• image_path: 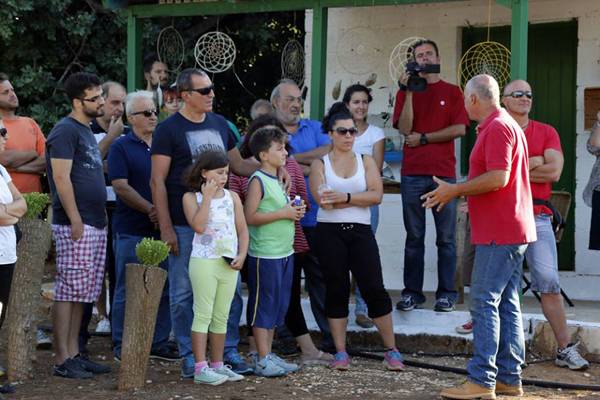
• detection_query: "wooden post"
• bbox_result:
[454,198,468,305]
[7,218,52,382]
[118,263,167,391]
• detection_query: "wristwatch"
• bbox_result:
[420,134,428,145]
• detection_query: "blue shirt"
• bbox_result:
[287,119,330,227]
[108,131,157,237]
[151,112,236,226]
[46,117,107,228]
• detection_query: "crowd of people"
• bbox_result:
[0,39,598,398]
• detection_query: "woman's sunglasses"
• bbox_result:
[334,127,359,136]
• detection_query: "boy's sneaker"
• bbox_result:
[396,295,417,311]
[74,354,111,374]
[383,349,406,371]
[254,355,287,377]
[269,353,299,373]
[330,352,350,370]
[456,320,473,334]
[36,329,52,350]
[150,345,180,362]
[434,297,455,312]
[94,317,111,335]
[224,352,253,375]
[556,342,589,370]
[53,358,93,379]
[194,367,228,385]
[214,365,244,382]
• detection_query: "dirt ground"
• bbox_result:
[1,332,600,400]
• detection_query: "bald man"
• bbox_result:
[502,80,588,371]
[423,75,535,399]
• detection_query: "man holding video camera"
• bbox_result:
[392,39,470,313]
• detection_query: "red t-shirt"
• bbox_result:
[467,109,536,245]
[524,120,562,215]
[392,80,470,178]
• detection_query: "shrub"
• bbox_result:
[23,192,50,219]
[135,238,170,266]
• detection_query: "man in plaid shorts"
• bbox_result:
[46,72,111,379]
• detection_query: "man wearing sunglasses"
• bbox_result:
[108,90,178,364]
[46,72,111,379]
[502,79,588,371]
[392,39,470,313]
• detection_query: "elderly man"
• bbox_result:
[270,78,333,352]
[108,90,178,363]
[423,75,536,399]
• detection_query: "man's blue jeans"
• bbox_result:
[467,243,527,388]
[224,275,243,360]
[169,225,195,367]
[401,175,457,303]
[112,233,171,356]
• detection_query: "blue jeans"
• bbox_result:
[224,275,243,360]
[169,225,195,366]
[467,243,527,388]
[401,175,457,303]
[355,205,379,316]
[111,233,171,356]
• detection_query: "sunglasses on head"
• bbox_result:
[334,127,359,136]
[187,84,214,96]
[131,109,158,118]
[504,90,533,99]
[0,128,6,138]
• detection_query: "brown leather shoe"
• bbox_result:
[440,381,496,399]
[495,381,524,396]
[355,314,374,329]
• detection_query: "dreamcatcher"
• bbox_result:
[281,39,305,87]
[336,27,383,75]
[156,25,185,73]
[458,0,511,90]
[194,31,237,73]
[388,36,426,84]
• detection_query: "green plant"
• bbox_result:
[135,238,170,266]
[23,192,50,219]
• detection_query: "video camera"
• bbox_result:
[402,61,441,92]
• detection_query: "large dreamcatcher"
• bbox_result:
[156,25,185,73]
[281,39,305,87]
[194,31,237,73]
[336,27,383,75]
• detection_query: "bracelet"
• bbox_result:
[346,193,351,204]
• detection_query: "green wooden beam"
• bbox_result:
[309,5,328,121]
[510,0,528,80]
[126,10,143,92]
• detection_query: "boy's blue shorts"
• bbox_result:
[246,255,294,329]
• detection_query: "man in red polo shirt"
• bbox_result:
[392,39,470,312]
[422,74,536,399]
[502,79,588,370]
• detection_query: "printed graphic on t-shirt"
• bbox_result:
[82,144,103,170]
[185,129,226,161]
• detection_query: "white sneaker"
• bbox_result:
[556,342,589,370]
[95,317,111,335]
[214,365,244,381]
[36,329,52,349]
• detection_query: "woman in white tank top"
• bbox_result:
[308,103,405,371]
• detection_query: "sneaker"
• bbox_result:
[94,317,111,336]
[194,366,228,385]
[456,320,473,335]
[269,353,299,373]
[383,349,405,371]
[440,381,495,399]
[495,381,524,396]
[254,355,287,377]
[556,342,589,370]
[53,358,93,379]
[434,297,455,312]
[36,329,52,350]
[150,345,180,362]
[396,295,417,311]
[224,352,253,375]
[330,351,350,370]
[74,354,111,374]
[214,365,244,382]
[355,314,375,329]
[300,350,334,366]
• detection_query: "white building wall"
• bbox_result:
[305,0,600,300]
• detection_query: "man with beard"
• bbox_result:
[46,72,111,379]
[144,54,169,110]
